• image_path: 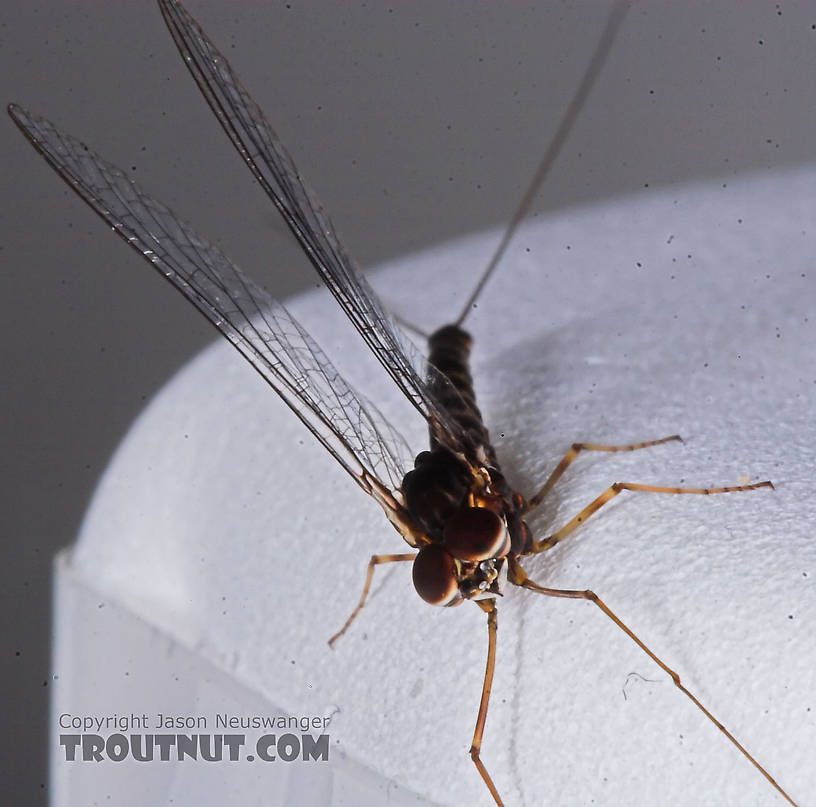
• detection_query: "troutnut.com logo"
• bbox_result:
[58,713,331,763]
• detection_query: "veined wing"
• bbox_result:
[157,0,474,458]
[8,104,415,505]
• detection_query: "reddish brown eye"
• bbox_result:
[412,545,460,606]
[443,506,509,562]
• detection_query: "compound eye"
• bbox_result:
[443,506,509,562]
[412,545,460,606]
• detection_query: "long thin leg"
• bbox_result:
[328,553,415,647]
[470,599,505,807]
[525,435,682,513]
[531,479,773,554]
[506,558,798,806]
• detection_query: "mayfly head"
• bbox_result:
[401,447,519,606]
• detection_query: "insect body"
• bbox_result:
[403,325,530,606]
[9,1,798,804]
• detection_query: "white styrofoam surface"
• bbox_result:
[52,554,436,807]
[66,167,814,806]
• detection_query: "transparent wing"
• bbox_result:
[158,0,474,457]
[8,103,414,497]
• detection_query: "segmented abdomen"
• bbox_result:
[427,324,495,464]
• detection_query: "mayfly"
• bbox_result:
[9,0,797,804]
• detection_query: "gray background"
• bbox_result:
[2,0,813,802]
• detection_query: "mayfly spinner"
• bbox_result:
[9,1,796,804]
